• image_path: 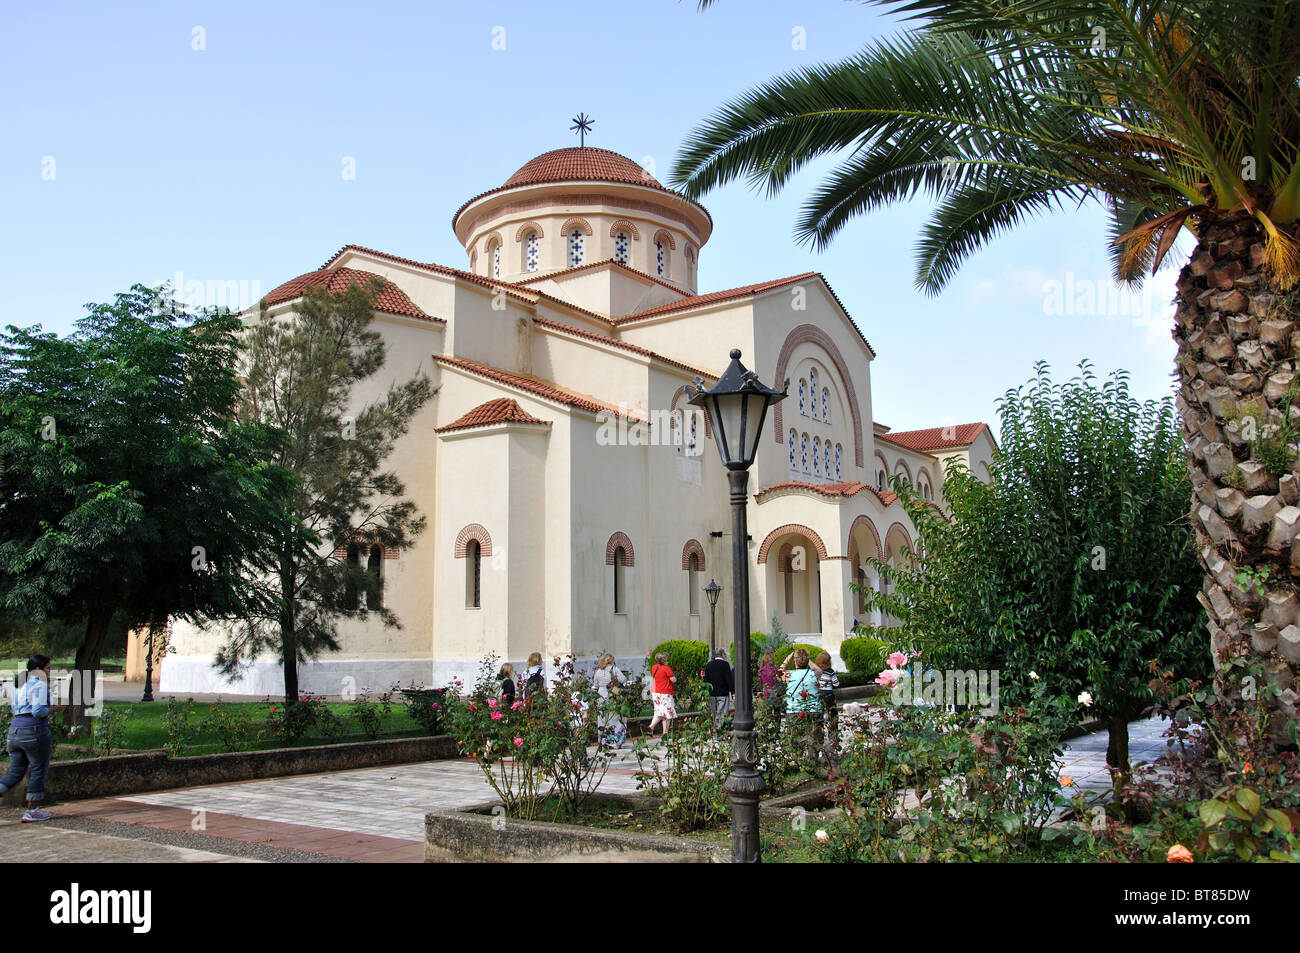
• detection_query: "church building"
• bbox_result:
[158,145,996,693]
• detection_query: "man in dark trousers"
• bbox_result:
[703,647,734,732]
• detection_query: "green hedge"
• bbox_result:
[774,643,823,667]
[728,633,765,682]
[649,639,710,679]
[840,636,891,677]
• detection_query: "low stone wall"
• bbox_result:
[1,735,458,805]
[425,799,727,863]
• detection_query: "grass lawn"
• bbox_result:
[0,657,125,673]
[42,699,431,759]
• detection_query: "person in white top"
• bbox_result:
[592,653,627,748]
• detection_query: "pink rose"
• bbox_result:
[887,652,909,669]
[487,698,497,708]
[875,670,902,687]
[511,701,523,711]
[490,711,503,721]
[513,737,524,747]
[1166,844,1193,863]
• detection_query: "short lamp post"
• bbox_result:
[141,625,157,703]
[687,348,787,864]
[704,579,722,656]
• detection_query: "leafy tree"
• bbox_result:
[217,278,434,703]
[862,363,1210,787]
[0,285,292,720]
[674,0,1300,742]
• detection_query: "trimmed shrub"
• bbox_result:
[728,633,765,683]
[775,643,823,667]
[648,639,709,679]
[840,636,891,676]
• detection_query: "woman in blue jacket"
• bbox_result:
[1,655,61,822]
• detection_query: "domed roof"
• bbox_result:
[502,147,665,190]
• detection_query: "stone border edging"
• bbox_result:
[1,735,458,805]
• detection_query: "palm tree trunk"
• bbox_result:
[1176,209,1300,746]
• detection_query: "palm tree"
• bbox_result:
[672,0,1300,748]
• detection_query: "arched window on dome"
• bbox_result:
[800,433,809,474]
[822,389,830,424]
[809,370,819,420]
[567,229,585,268]
[614,231,630,265]
[656,240,668,278]
[788,429,797,470]
[798,379,807,416]
[523,231,540,272]
[491,242,501,279]
[812,437,822,477]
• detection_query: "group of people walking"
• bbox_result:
[760,648,842,758]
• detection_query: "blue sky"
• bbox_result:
[1,0,1184,435]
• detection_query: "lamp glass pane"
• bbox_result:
[741,393,769,465]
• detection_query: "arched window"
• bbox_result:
[877,468,887,491]
[614,231,631,265]
[344,544,360,610]
[824,441,832,480]
[798,379,807,415]
[835,444,843,481]
[465,539,481,608]
[523,231,539,272]
[800,433,809,473]
[812,436,822,476]
[567,229,585,268]
[491,242,501,279]
[613,546,627,613]
[809,370,819,419]
[656,240,667,278]
[688,552,700,615]
[788,429,797,469]
[366,544,383,611]
[822,389,830,423]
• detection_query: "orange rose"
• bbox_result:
[1059,776,1073,787]
[1166,844,1194,863]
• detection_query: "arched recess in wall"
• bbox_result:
[772,324,865,468]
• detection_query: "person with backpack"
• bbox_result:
[0,655,63,822]
[497,663,517,708]
[522,652,545,701]
[814,651,842,760]
[592,653,627,748]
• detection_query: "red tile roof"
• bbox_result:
[754,481,898,506]
[453,147,710,229]
[262,267,434,321]
[879,423,990,452]
[436,398,550,433]
[433,355,643,421]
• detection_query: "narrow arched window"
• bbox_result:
[800,434,809,473]
[824,441,832,480]
[813,436,822,477]
[491,242,500,279]
[656,240,667,277]
[466,539,481,608]
[688,413,698,454]
[798,379,807,415]
[788,429,797,469]
[366,544,383,611]
[614,231,630,265]
[822,389,830,423]
[524,231,539,272]
[877,469,887,491]
[344,544,360,610]
[613,546,627,613]
[688,552,700,615]
[835,444,843,481]
[809,370,819,420]
[567,229,585,268]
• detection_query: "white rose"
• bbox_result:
[1078,691,1094,707]
[814,829,829,843]
[1029,671,1039,681]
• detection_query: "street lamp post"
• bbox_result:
[141,625,156,703]
[704,579,721,656]
[687,348,787,864]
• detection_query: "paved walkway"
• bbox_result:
[1,719,1173,862]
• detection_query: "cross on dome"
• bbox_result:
[569,113,593,147]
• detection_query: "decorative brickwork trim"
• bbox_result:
[884,521,913,555]
[772,324,865,469]
[652,229,677,251]
[609,219,641,240]
[756,524,828,565]
[515,221,545,241]
[681,539,706,571]
[847,515,883,559]
[605,532,635,566]
[482,231,504,253]
[560,217,594,237]
[454,523,493,558]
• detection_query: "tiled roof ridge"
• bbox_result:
[432,354,643,421]
[436,397,551,434]
[755,480,898,507]
[261,266,434,322]
[880,422,990,452]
